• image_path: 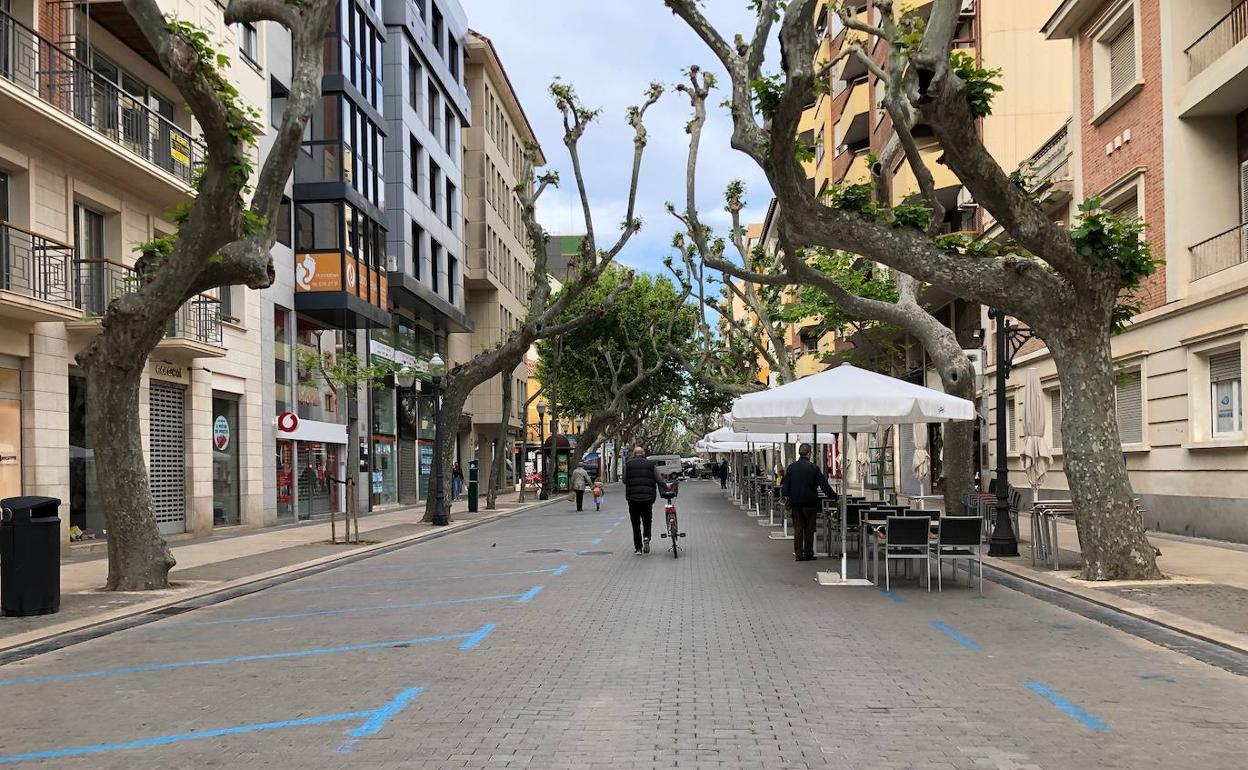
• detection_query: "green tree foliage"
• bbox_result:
[536,269,697,422]
[774,248,899,342]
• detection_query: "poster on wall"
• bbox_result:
[418,442,434,500]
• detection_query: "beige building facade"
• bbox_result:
[462,30,540,490]
[0,0,269,548]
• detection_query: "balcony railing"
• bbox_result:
[0,9,200,184]
[76,258,222,345]
[1186,0,1248,77]
[1190,223,1248,280]
[0,221,74,305]
[1023,120,1071,187]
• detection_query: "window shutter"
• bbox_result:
[1108,21,1136,98]
[1210,350,1241,383]
[1112,194,1138,219]
[1240,160,1248,223]
[1050,389,1062,448]
[1115,370,1143,444]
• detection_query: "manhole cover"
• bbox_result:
[526,548,563,553]
[578,551,612,556]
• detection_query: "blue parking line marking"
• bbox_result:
[346,687,423,737]
[517,586,543,602]
[876,586,907,604]
[591,538,603,545]
[0,710,375,764]
[931,621,979,650]
[459,623,497,650]
[0,625,496,688]
[173,592,531,627]
[1026,680,1110,732]
[276,565,566,594]
[551,565,568,576]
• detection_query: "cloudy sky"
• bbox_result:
[459,0,776,277]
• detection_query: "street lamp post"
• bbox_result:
[987,309,1034,557]
[536,400,549,500]
[429,353,449,526]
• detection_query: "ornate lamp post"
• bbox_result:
[987,310,1034,557]
[428,353,449,526]
[536,400,549,500]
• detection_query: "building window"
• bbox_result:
[1049,388,1062,449]
[447,254,458,304]
[413,0,426,19]
[1210,350,1243,436]
[431,240,442,294]
[219,286,236,321]
[409,134,421,192]
[448,37,460,81]
[444,106,455,154]
[429,158,441,214]
[445,179,456,229]
[276,197,292,247]
[427,84,440,136]
[238,22,259,66]
[1115,368,1144,445]
[1092,2,1140,118]
[432,5,444,55]
[411,220,423,279]
[408,53,422,110]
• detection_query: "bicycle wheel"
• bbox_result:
[670,517,679,558]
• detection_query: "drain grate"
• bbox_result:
[526,548,563,553]
[578,551,612,556]
[149,606,194,617]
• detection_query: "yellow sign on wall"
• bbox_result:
[170,133,190,166]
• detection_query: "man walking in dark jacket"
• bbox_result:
[623,446,664,554]
[782,443,837,562]
[717,458,729,489]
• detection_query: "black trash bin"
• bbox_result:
[0,496,62,617]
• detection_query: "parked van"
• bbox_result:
[648,454,684,481]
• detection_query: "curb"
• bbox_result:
[983,554,1248,657]
[0,497,561,662]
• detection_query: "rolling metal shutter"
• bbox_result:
[1108,21,1135,99]
[149,381,186,534]
[398,439,418,504]
[1050,389,1062,448]
[1210,350,1241,383]
[1115,370,1143,445]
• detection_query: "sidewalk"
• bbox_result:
[0,490,558,653]
[987,512,1248,654]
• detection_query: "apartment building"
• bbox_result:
[986,0,1248,542]
[0,0,269,548]
[378,0,473,505]
[462,30,540,491]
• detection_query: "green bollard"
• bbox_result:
[467,459,479,512]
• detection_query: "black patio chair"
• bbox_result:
[882,516,932,592]
[931,516,983,593]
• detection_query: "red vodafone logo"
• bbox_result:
[277,412,299,433]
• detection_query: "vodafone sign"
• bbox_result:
[277,412,299,433]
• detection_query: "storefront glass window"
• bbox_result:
[294,316,346,424]
[274,307,293,416]
[372,384,396,435]
[68,373,106,539]
[371,436,397,505]
[212,397,241,526]
[276,439,295,520]
[297,441,340,519]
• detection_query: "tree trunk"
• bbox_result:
[486,374,513,510]
[932,353,976,518]
[1049,326,1162,580]
[84,361,175,591]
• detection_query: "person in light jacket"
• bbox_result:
[570,463,592,511]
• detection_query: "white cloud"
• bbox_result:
[461,0,777,278]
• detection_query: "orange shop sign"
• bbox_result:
[295,253,343,293]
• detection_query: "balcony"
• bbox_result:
[835,79,869,150]
[1190,223,1248,281]
[69,258,225,357]
[1187,1,1248,77]
[891,144,960,205]
[0,9,199,196]
[0,221,79,323]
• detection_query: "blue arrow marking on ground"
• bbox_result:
[517,586,544,603]
[1025,680,1110,732]
[275,565,567,594]
[174,591,539,627]
[0,687,428,764]
[0,625,497,688]
[931,621,979,650]
[551,565,568,576]
[459,623,497,649]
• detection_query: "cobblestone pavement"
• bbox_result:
[2,483,1247,768]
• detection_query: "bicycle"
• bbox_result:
[658,478,685,558]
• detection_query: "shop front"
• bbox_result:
[0,364,20,501]
[212,395,241,526]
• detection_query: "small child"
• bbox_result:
[591,481,604,511]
